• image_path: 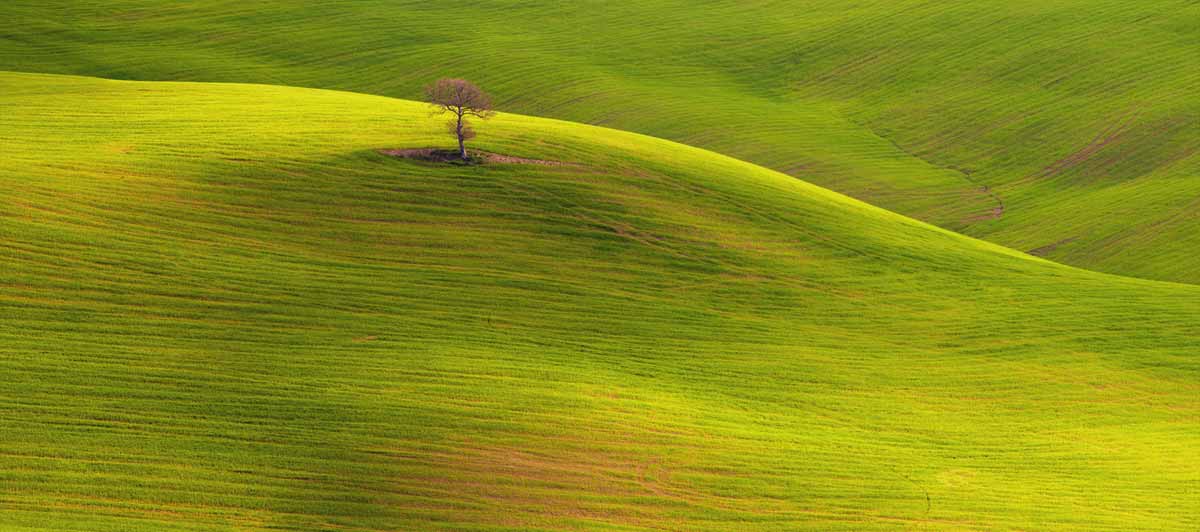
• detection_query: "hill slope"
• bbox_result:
[1,72,1197,531]
[1,0,1197,283]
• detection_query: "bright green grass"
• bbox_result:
[1,72,1197,531]
[1,0,1196,283]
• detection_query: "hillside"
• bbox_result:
[1,72,1197,531]
[1,1,1197,283]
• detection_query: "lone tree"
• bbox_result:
[425,78,494,160]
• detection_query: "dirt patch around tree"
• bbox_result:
[379,148,577,167]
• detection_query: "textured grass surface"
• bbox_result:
[1,72,1197,531]
[1,0,1196,282]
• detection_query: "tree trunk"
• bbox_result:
[456,112,467,160]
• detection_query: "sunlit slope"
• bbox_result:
[1,73,1198,531]
[1,0,1196,283]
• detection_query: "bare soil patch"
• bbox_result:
[379,148,576,167]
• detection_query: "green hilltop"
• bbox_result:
[1,72,1196,531]
[2,0,1197,282]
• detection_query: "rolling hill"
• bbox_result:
[1,0,1197,283]
[1,72,1197,531]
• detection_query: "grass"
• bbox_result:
[0,71,1197,531]
[0,0,1196,283]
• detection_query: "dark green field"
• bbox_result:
[0,2,1197,531]
[3,0,1197,283]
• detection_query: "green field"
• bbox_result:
[2,0,1197,283]
[2,2,1199,530]
[1,72,1197,531]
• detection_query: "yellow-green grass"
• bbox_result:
[1,72,1197,531]
[1,1,1196,283]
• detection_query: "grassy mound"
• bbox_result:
[1,1,1196,283]
[0,72,1196,531]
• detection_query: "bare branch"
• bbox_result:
[424,78,495,160]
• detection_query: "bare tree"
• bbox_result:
[425,78,494,160]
